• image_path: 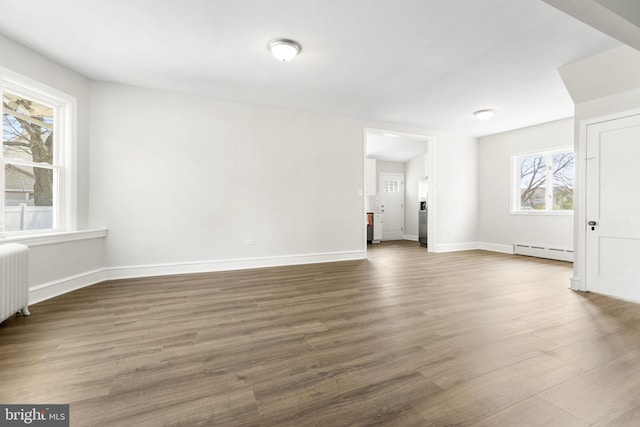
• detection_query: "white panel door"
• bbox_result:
[586,114,640,301]
[379,172,404,240]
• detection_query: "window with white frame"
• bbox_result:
[1,72,75,235]
[384,178,401,193]
[512,149,574,213]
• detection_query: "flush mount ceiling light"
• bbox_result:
[268,39,301,62]
[474,109,496,120]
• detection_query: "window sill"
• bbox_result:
[510,211,574,217]
[0,228,108,247]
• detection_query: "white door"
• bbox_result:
[586,114,640,301]
[379,172,404,240]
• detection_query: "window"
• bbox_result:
[1,71,76,235]
[384,179,401,193]
[512,149,574,213]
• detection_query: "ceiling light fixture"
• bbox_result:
[269,39,301,62]
[474,109,496,120]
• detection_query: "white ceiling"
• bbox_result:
[366,130,429,163]
[543,0,640,52]
[0,0,621,137]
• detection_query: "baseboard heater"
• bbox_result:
[513,243,573,262]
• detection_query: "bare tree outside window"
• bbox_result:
[516,150,574,212]
[2,91,55,231]
[552,152,574,210]
[520,156,547,210]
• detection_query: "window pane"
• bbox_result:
[4,165,54,232]
[384,179,400,193]
[552,152,574,210]
[519,156,546,210]
[2,91,54,164]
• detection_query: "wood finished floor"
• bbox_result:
[2,242,640,426]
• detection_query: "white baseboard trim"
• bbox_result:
[434,242,518,254]
[28,250,366,304]
[403,235,419,242]
[29,268,106,305]
[434,242,480,253]
[478,242,514,254]
[104,250,367,282]
[570,277,583,291]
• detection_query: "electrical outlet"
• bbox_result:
[244,238,254,245]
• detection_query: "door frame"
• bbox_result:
[362,128,437,256]
[574,107,640,292]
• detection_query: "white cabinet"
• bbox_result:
[373,213,383,242]
[365,159,377,196]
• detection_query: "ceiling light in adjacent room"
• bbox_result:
[474,109,496,120]
[269,39,301,62]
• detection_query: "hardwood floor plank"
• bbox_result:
[547,328,640,371]
[416,353,585,425]
[417,333,552,389]
[538,349,640,424]
[2,241,640,425]
[470,396,589,427]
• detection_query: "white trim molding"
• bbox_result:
[570,276,583,291]
[1,228,107,247]
[106,250,365,281]
[478,242,514,254]
[403,235,419,242]
[29,268,106,305]
[28,249,366,303]
[0,67,79,236]
[434,242,480,253]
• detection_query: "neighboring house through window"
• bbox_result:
[1,69,76,235]
[512,148,574,213]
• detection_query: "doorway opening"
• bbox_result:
[364,128,436,257]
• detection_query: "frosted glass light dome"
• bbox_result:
[474,109,496,120]
[269,39,301,62]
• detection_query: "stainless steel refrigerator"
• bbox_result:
[419,202,427,247]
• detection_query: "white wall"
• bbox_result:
[0,34,105,301]
[89,82,365,274]
[432,134,478,252]
[0,34,484,301]
[404,154,425,239]
[477,118,574,252]
[28,237,106,303]
[376,160,405,175]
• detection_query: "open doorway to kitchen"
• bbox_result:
[364,128,436,256]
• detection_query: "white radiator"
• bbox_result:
[514,243,573,262]
[0,243,30,323]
